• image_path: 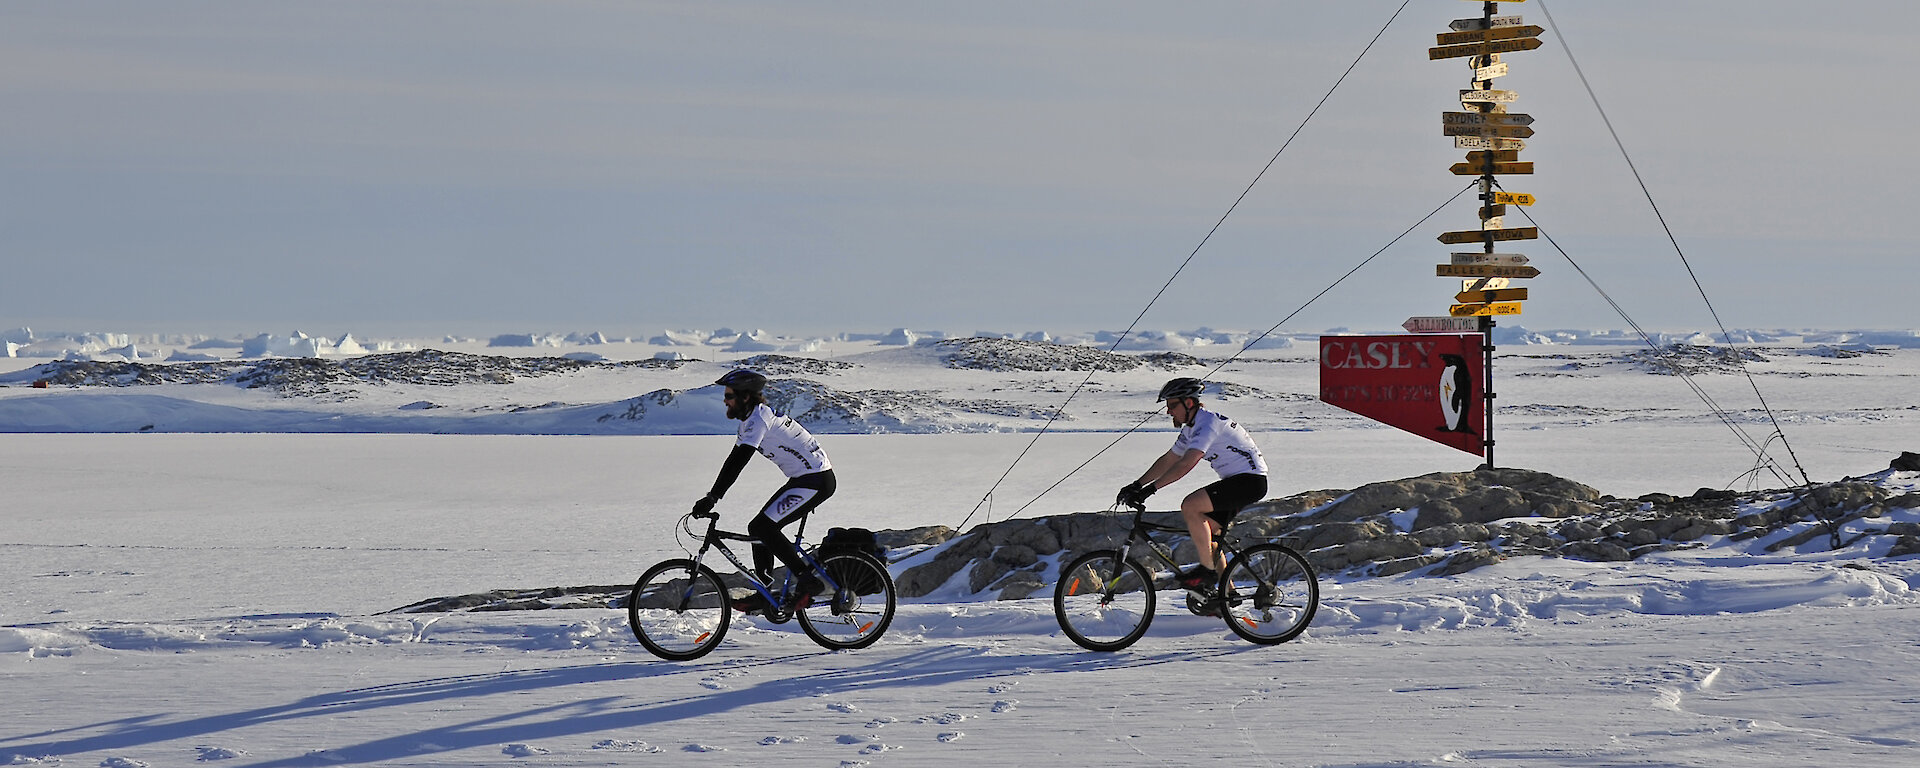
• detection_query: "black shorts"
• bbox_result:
[1203,473,1268,525]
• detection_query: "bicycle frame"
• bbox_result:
[1109,504,1243,582]
[677,514,840,609]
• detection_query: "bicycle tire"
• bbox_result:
[796,551,896,650]
[1054,550,1156,652]
[628,558,731,661]
[1219,543,1317,645]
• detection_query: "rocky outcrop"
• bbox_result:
[392,466,1920,612]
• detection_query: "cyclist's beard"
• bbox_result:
[727,399,754,420]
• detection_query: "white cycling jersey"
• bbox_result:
[737,403,833,478]
[1172,406,1267,479]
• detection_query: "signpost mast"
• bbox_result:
[1428,0,1547,469]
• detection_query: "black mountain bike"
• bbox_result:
[1053,501,1318,652]
[626,511,896,661]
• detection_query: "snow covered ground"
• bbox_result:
[4,331,1918,766]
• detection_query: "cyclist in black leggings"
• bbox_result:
[1116,378,1269,609]
[693,369,837,607]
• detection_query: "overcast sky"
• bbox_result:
[4,1,1914,339]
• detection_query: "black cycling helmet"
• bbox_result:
[715,369,768,396]
[1156,377,1205,402]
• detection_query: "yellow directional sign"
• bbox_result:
[1451,161,1533,175]
[1465,150,1522,164]
[1438,227,1538,245]
[1430,37,1544,61]
[1491,191,1537,206]
[1451,302,1524,317]
[1443,124,1535,139]
[1456,287,1530,304]
[1435,25,1545,47]
[1437,263,1542,279]
[1443,111,1534,127]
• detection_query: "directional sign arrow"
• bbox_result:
[1462,277,1511,291]
[1456,287,1530,304]
[1435,25,1545,46]
[1455,136,1526,151]
[1404,316,1483,333]
[1443,111,1534,127]
[1437,263,1542,279]
[1465,149,1521,163]
[1449,15,1523,32]
[1491,191,1537,206]
[1451,252,1530,266]
[1450,302,1524,317]
[1430,37,1544,61]
[1439,227,1537,245]
[1438,227,1538,245]
[1473,61,1510,81]
[1460,89,1519,104]
[1443,124,1536,139]
[1451,161,1534,175]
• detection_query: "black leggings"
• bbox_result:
[745,470,837,579]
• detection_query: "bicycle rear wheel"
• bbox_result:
[1054,550,1155,652]
[1219,543,1317,645]
[628,559,730,661]
[797,551,896,650]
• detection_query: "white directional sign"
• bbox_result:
[1460,89,1518,104]
[1404,316,1482,334]
[1450,15,1523,32]
[1451,252,1531,266]
[1462,277,1512,291]
[1473,61,1510,80]
[1455,136,1526,151]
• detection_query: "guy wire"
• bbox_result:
[956,0,1418,530]
[1536,0,1811,488]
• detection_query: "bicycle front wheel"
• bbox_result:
[1054,550,1155,652]
[1220,543,1317,645]
[628,559,730,661]
[797,551,896,650]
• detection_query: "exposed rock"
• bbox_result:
[1890,451,1920,472]
[392,468,1920,612]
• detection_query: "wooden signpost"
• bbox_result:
[1442,111,1534,127]
[1443,124,1535,139]
[1326,1,1543,467]
[1434,25,1545,47]
[1455,287,1530,304]
[1449,15,1523,32]
[1451,252,1529,266]
[1437,226,1538,244]
[1404,316,1481,333]
[1454,135,1525,151]
[1449,301,1524,317]
[1429,37,1543,60]
[1451,161,1533,175]
[1437,263,1541,279]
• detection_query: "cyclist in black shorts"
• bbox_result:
[694,369,837,607]
[1116,377,1270,598]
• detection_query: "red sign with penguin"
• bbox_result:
[1319,334,1485,456]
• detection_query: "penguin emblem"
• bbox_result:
[1438,354,1476,435]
